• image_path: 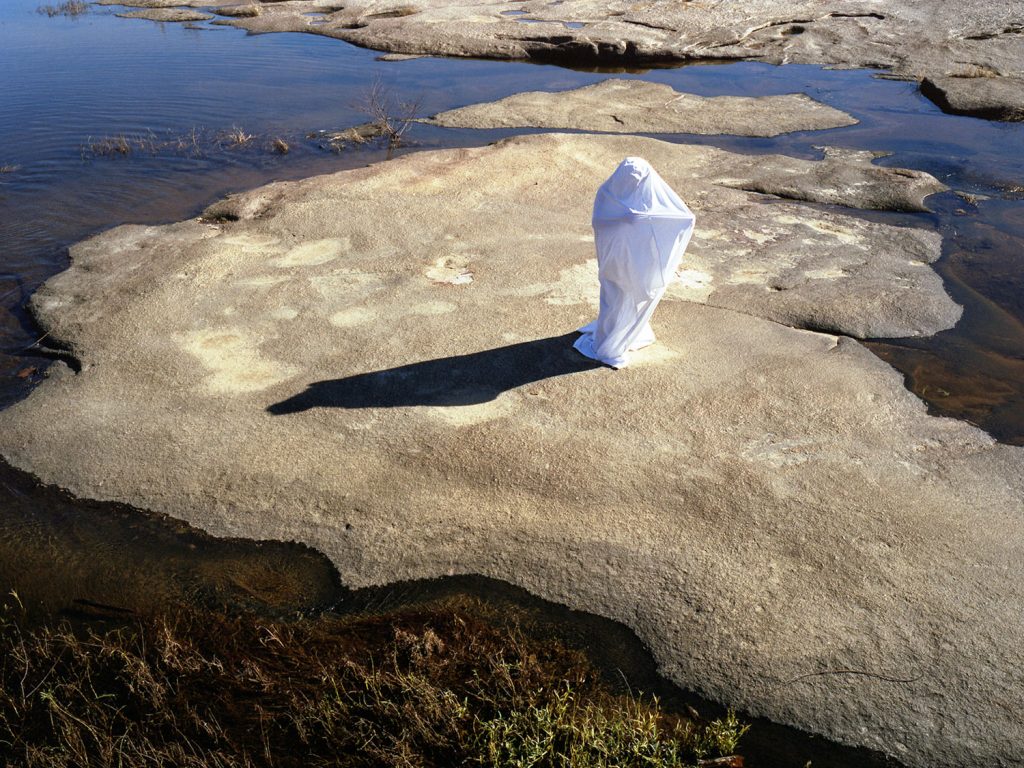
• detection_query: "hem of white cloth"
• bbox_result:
[573,331,627,369]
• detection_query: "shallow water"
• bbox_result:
[1,2,1023,764]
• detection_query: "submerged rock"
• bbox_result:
[96,0,201,6]
[429,79,858,137]
[1,134,1020,768]
[116,8,214,22]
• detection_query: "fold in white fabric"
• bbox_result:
[574,157,696,368]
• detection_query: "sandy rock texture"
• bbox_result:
[920,75,1024,121]
[115,8,214,22]
[430,79,948,213]
[97,0,235,6]
[428,78,858,137]
[97,0,193,6]
[1,133,1020,767]
[167,0,1024,122]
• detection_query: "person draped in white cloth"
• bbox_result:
[573,157,696,368]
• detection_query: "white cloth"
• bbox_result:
[574,157,696,368]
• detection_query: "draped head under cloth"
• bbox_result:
[573,157,696,368]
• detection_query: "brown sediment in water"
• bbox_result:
[864,341,1024,445]
[864,201,1024,445]
[0,459,344,622]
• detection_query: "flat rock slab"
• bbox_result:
[715,145,948,213]
[429,78,858,137]
[1,134,1020,768]
[176,0,1024,122]
[116,8,214,22]
[921,75,1024,121]
[98,0,234,6]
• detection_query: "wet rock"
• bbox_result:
[377,53,428,61]
[920,75,1024,121]
[116,8,215,22]
[174,0,1024,122]
[1,134,1019,768]
[429,78,857,138]
[97,0,199,7]
[213,4,261,19]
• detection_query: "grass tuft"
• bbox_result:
[37,1,89,17]
[80,126,293,160]
[220,126,255,149]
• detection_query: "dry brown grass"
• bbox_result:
[37,1,89,17]
[80,126,291,160]
[219,126,256,149]
[0,595,747,767]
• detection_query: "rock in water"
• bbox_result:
[1,134,1020,768]
[428,79,858,137]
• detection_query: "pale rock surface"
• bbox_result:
[97,0,235,6]
[715,146,947,213]
[430,80,947,212]
[1,134,1020,767]
[429,78,858,137]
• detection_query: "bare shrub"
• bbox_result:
[85,134,133,157]
[355,76,423,154]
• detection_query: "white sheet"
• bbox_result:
[574,157,696,368]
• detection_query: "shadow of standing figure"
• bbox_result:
[266,332,603,414]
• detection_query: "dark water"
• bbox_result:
[1,2,1023,765]
[0,452,902,767]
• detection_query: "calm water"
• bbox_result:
[1,2,1023,764]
